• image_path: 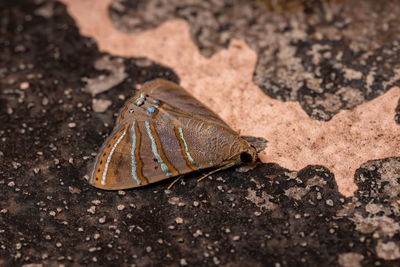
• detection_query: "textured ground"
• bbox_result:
[1,0,400,266]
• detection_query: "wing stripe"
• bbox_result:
[133,122,148,185]
[178,127,202,169]
[145,121,178,177]
[131,122,148,185]
[102,129,127,185]
[174,127,199,171]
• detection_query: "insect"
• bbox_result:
[89,79,258,190]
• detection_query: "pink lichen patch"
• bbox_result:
[63,0,400,196]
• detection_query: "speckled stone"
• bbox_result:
[109,0,400,121]
[1,0,400,266]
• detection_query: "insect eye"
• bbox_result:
[240,152,253,163]
[129,109,134,113]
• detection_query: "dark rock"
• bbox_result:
[1,0,400,266]
[109,0,400,121]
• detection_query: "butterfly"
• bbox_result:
[89,79,258,190]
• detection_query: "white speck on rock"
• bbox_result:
[34,2,54,18]
[233,235,240,241]
[168,197,180,205]
[22,263,43,267]
[68,122,76,128]
[246,188,277,211]
[376,240,400,260]
[68,186,81,194]
[83,56,127,96]
[213,256,220,265]
[41,97,49,106]
[20,82,29,90]
[338,252,364,267]
[326,199,334,206]
[91,199,101,205]
[343,68,363,80]
[92,98,112,113]
[193,230,203,237]
[87,206,96,214]
[12,161,21,169]
[180,258,188,266]
[99,216,106,224]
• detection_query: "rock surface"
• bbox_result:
[63,0,400,196]
[1,0,400,266]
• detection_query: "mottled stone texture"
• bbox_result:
[63,0,400,196]
[110,0,400,121]
[1,0,400,266]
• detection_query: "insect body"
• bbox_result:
[90,79,257,190]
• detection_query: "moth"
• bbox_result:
[90,79,258,190]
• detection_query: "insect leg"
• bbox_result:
[167,175,184,190]
[197,162,236,183]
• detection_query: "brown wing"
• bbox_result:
[117,79,230,129]
[90,119,176,190]
[90,79,256,190]
[90,121,144,190]
[90,118,253,190]
[90,119,182,190]
[143,79,230,128]
[136,118,255,187]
